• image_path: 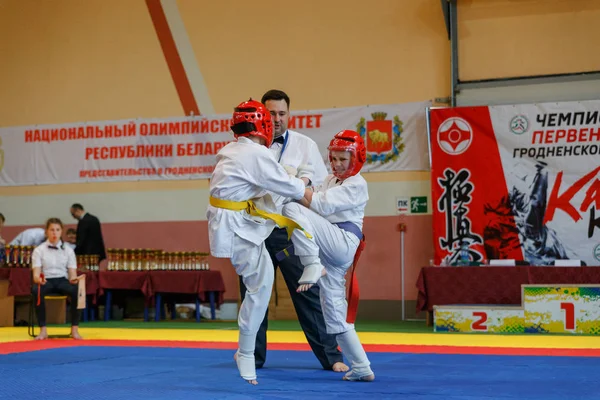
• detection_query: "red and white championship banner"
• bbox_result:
[0,101,430,186]
[430,100,600,266]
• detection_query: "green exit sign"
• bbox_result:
[410,196,427,214]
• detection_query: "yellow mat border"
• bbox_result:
[1,328,600,349]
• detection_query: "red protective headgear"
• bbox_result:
[231,99,273,147]
[328,130,366,180]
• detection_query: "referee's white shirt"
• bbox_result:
[269,129,329,213]
[32,240,77,279]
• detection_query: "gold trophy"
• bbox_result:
[125,249,132,271]
[179,252,184,270]
[143,249,147,271]
[13,245,18,267]
[120,249,126,271]
[129,249,136,271]
[155,250,161,270]
[24,246,31,267]
[166,252,173,271]
[130,248,135,271]
[113,249,120,271]
[133,249,140,271]
[29,246,35,266]
[117,249,125,271]
[17,246,24,267]
[15,245,22,267]
[22,246,27,267]
[172,252,178,271]
[147,249,153,270]
[184,252,191,270]
[191,252,197,270]
[180,251,186,270]
[138,248,144,271]
[21,246,28,267]
[106,249,114,271]
[194,252,200,271]
[141,249,147,271]
[160,251,167,271]
[176,251,183,271]
[5,245,12,267]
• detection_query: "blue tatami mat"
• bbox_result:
[1,346,600,399]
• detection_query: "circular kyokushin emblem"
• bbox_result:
[437,117,473,155]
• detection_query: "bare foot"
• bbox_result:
[35,327,48,340]
[297,269,327,293]
[71,327,83,340]
[297,283,312,292]
[332,362,349,372]
[35,328,48,341]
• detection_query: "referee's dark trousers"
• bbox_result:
[239,227,343,369]
[32,277,79,327]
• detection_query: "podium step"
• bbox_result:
[434,284,600,335]
[434,305,523,333]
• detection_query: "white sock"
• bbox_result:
[238,332,255,355]
[237,332,257,380]
[336,329,373,376]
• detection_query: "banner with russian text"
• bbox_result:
[430,100,600,267]
[0,101,430,186]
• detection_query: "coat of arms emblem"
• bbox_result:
[356,112,404,164]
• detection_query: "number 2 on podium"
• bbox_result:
[471,311,488,331]
[560,302,575,330]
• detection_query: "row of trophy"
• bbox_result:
[106,249,211,271]
[1,245,35,267]
[77,255,101,271]
[0,245,100,270]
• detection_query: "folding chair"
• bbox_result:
[28,274,72,339]
[28,295,71,338]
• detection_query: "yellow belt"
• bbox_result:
[209,196,312,240]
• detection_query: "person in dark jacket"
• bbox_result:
[70,203,106,261]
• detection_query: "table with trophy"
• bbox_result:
[0,246,37,296]
[0,246,224,323]
[100,248,225,322]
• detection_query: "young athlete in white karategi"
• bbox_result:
[282,129,375,382]
[207,99,312,385]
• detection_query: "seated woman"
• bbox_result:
[31,218,82,340]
